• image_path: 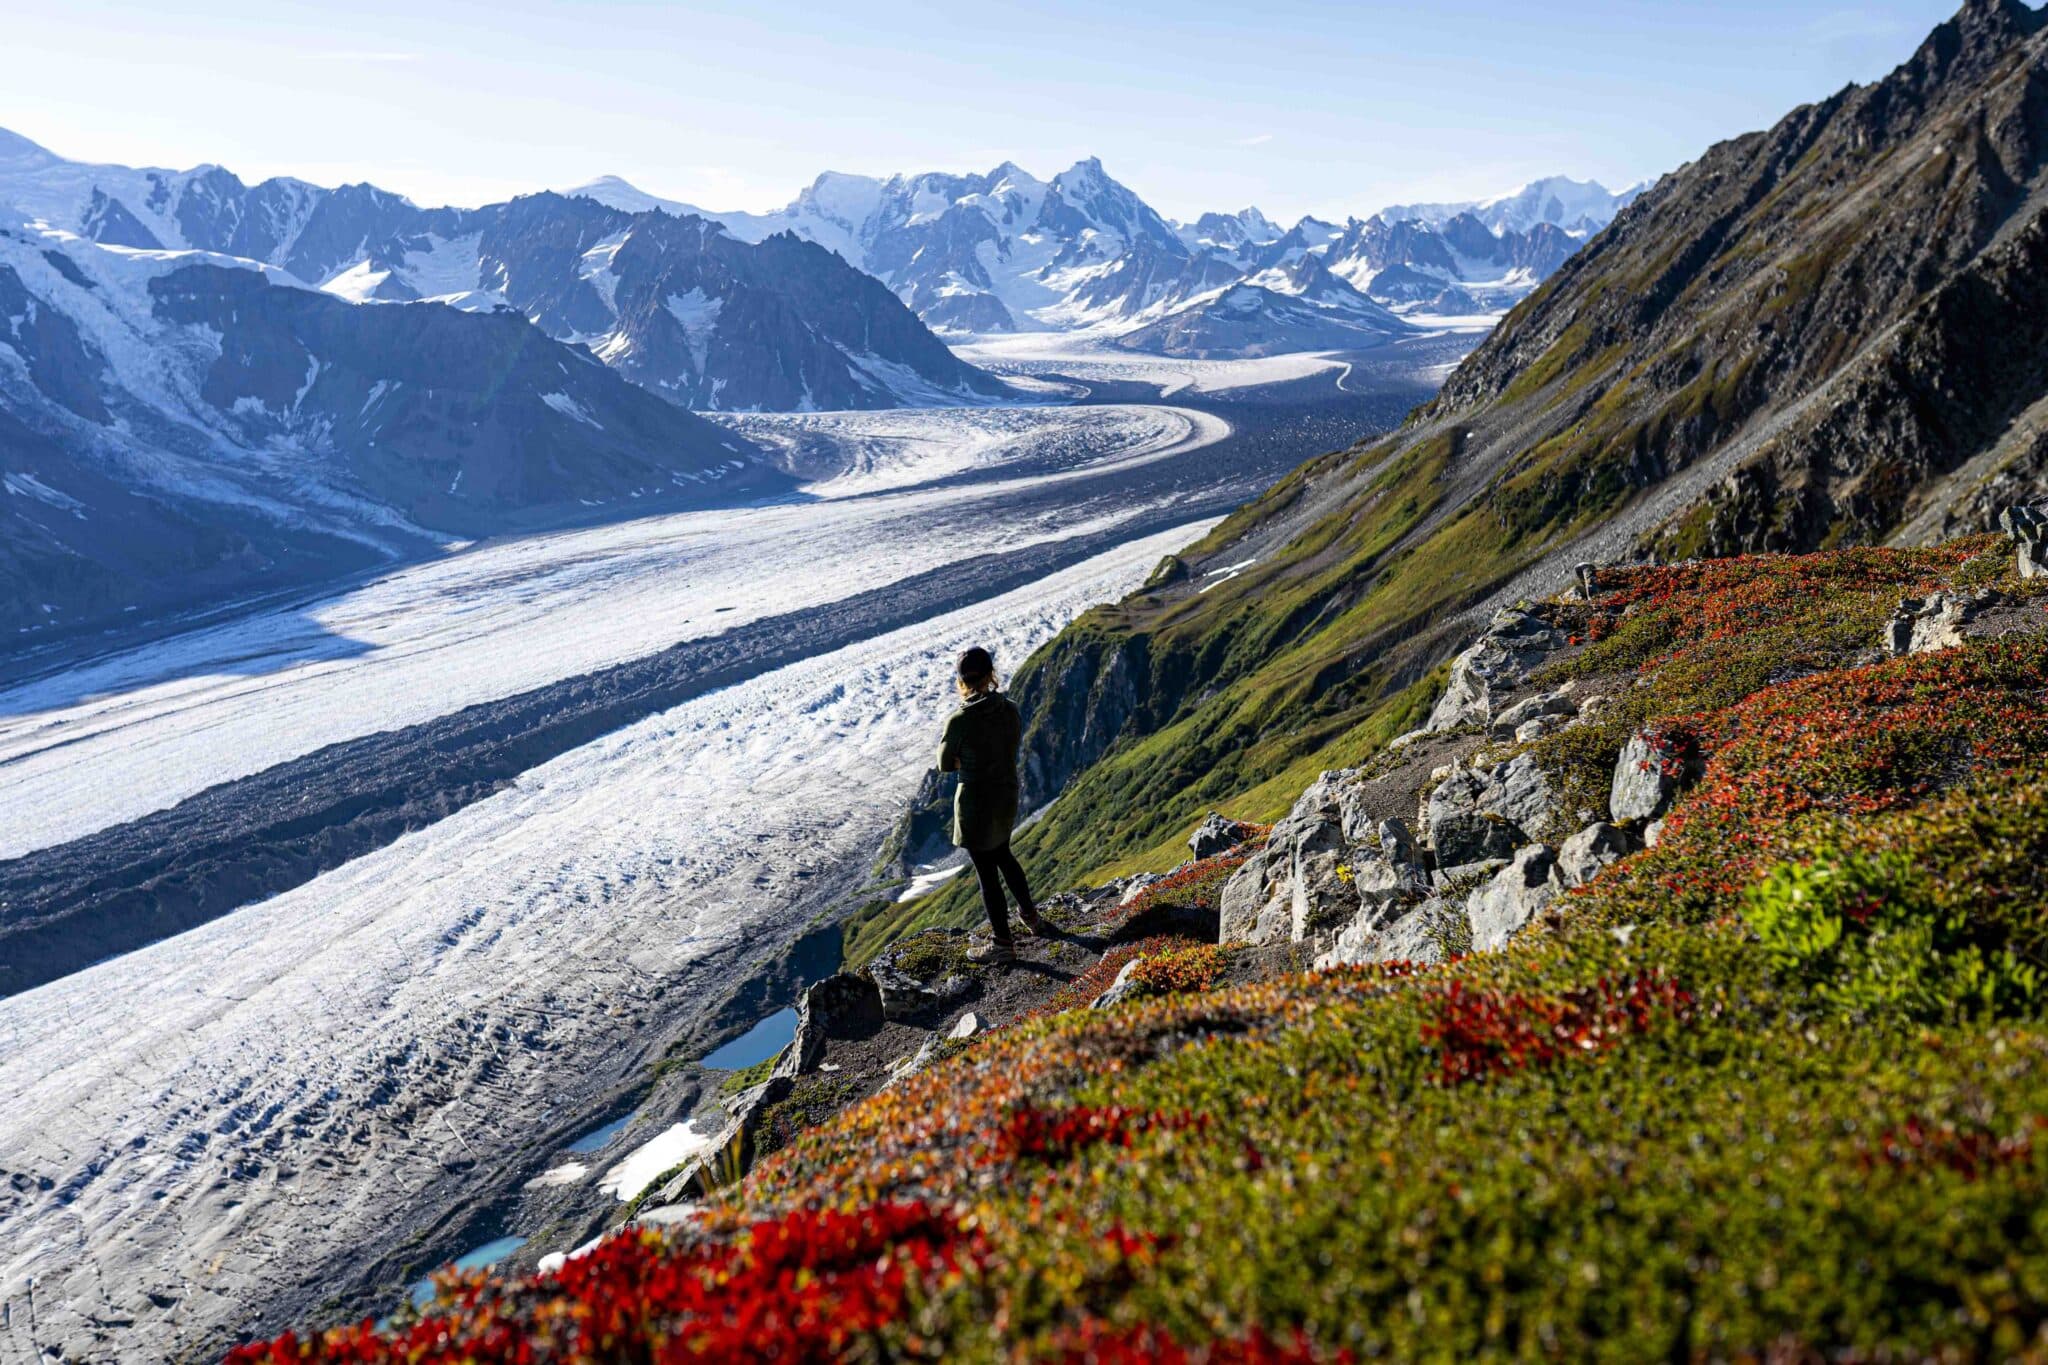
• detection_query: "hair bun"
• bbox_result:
[957,646,995,681]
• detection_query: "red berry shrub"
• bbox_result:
[224,1203,981,1365]
[1421,973,1697,1087]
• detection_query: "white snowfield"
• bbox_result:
[0,401,1222,860]
[0,519,1212,1362]
[722,402,1191,497]
[954,331,1351,397]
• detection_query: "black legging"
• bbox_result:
[967,843,1034,945]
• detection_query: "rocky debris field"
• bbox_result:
[229,525,2048,1363]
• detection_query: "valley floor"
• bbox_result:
[0,404,1217,860]
[0,519,1208,1363]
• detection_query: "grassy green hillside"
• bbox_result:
[849,0,2048,964]
[232,534,2048,1363]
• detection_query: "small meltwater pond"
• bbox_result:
[529,1008,803,1199]
[699,1007,798,1071]
[408,1235,528,1308]
[565,1113,634,1155]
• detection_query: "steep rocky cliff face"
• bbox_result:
[1426,0,2048,554]
[878,0,2048,936]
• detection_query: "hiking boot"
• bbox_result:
[967,939,1016,966]
[1019,908,1058,939]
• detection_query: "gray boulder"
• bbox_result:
[1467,845,1562,952]
[1490,752,1556,829]
[2000,505,2048,578]
[1375,816,1420,870]
[1218,778,1427,945]
[1091,957,1148,1009]
[1217,848,1279,943]
[1555,822,1635,888]
[1432,857,1509,890]
[1119,872,1167,906]
[1218,788,1355,944]
[1426,752,1556,865]
[1343,852,1431,912]
[1425,608,1568,732]
[870,962,972,1022]
[1282,807,1360,942]
[1610,732,1687,824]
[1188,812,1253,859]
[1489,688,1578,739]
[1883,593,1967,656]
[1380,900,1472,963]
[774,973,886,1078]
[868,931,977,1022]
[1317,898,1469,970]
[1427,765,1519,866]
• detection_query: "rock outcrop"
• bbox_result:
[1219,773,1429,946]
[774,974,887,1079]
[1250,584,1665,960]
[2001,505,2048,578]
[1189,812,1255,859]
[1425,608,1568,732]
[1555,822,1635,888]
[868,933,976,1024]
[1610,732,1691,825]
[1883,590,1998,656]
[1426,752,1558,865]
[1466,845,1562,952]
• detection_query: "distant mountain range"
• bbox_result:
[0,120,1645,641]
[0,128,1008,414]
[568,162,1645,353]
[0,128,1020,641]
[0,209,792,641]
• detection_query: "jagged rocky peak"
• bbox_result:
[1389,0,2048,559]
[1906,0,2046,89]
[1039,156,1186,253]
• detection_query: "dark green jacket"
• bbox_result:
[938,691,1022,851]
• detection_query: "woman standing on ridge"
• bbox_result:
[937,646,1049,966]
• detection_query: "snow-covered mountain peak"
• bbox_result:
[0,127,62,173]
[1182,206,1283,252]
[952,164,1045,232]
[1475,175,1636,234]
[561,174,680,214]
[986,159,1040,189]
[1374,176,1644,236]
[797,170,885,219]
[1040,157,1182,254]
[1053,154,1109,184]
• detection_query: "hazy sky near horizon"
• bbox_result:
[6,0,1968,222]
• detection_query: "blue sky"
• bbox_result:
[5,0,1967,222]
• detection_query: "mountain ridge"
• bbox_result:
[0,210,790,642]
[567,160,1645,341]
[0,129,1009,412]
[869,0,2048,948]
